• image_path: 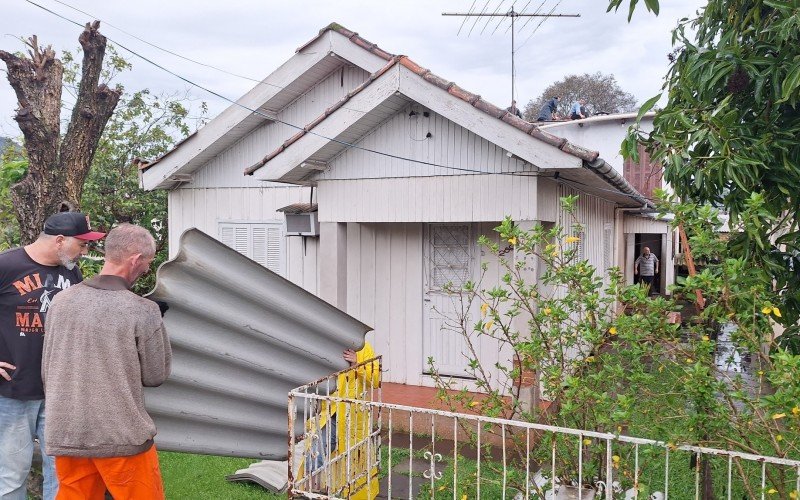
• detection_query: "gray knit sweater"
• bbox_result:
[42,274,171,457]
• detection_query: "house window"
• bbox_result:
[218,222,285,276]
[429,224,472,289]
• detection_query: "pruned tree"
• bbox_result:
[0,21,121,244]
[523,72,638,121]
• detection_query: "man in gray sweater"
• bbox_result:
[42,224,171,499]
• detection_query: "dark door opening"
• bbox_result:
[634,233,662,295]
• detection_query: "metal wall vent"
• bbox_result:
[144,228,371,459]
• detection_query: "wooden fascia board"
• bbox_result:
[143,36,337,191]
[397,67,582,170]
[252,66,401,182]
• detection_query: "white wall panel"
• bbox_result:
[557,183,617,282]
[167,186,318,294]
[624,215,670,234]
[189,65,371,188]
[317,175,538,223]
[314,107,534,181]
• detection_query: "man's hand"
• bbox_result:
[634,268,639,275]
[343,349,357,367]
[0,361,16,381]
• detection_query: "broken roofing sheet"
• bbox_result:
[143,228,371,459]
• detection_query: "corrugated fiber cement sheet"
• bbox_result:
[144,228,371,459]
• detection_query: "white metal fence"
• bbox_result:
[288,357,800,499]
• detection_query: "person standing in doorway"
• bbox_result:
[0,211,104,500]
[634,246,660,295]
[42,223,171,500]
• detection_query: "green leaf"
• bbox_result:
[637,94,662,122]
[643,0,659,15]
[780,62,800,102]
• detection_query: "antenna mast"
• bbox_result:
[443,4,579,105]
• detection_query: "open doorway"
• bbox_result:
[634,233,663,295]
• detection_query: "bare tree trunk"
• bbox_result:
[0,21,121,244]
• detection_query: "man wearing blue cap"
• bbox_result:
[0,212,105,500]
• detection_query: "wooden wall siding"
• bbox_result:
[343,223,424,385]
[316,175,537,223]
[167,186,318,294]
[189,64,371,189]
[343,222,509,387]
[314,107,533,181]
[557,183,617,279]
[623,215,670,234]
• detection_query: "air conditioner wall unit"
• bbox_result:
[285,212,319,237]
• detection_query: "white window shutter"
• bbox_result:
[265,226,283,274]
[220,225,235,248]
[220,221,285,277]
[251,226,267,267]
[234,226,249,256]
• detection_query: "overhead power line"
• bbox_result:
[18,0,646,206]
[20,0,558,179]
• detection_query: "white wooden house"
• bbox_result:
[140,24,663,388]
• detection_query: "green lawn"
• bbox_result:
[158,451,285,499]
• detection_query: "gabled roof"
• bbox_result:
[139,24,393,191]
[244,45,650,207]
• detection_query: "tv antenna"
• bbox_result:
[443,2,579,107]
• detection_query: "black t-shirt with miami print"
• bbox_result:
[0,247,82,400]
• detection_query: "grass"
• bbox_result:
[158,451,285,500]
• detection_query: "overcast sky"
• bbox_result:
[0,0,705,138]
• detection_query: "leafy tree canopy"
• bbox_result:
[523,72,638,121]
[616,0,800,334]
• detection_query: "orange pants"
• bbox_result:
[54,445,165,500]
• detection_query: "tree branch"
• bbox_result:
[60,20,122,207]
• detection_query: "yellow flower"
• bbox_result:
[583,438,591,445]
[612,455,620,463]
[772,307,782,318]
[776,434,783,441]
[586,356,595,363]
[658,365,664,373]
[758,370,764,376]
[702,335,710,341]
[484,320,494,331]
[792,406,800,416]
[480,303,489,317]
[565,235,580,244]
[789,491,797,499]
[438,485,447,491]
[543,307,552,316]
[462,495,468,500]
[508,236,517,245]
[469,401,479,408]
[768,488,777,494]
[551,250,559,257]
[762,306,773,314]
[609,327,618,335]
[686,358,693,364]
[773,413,786,420]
